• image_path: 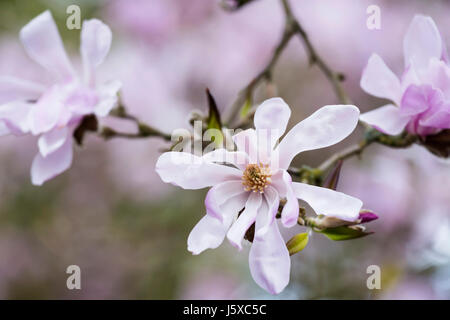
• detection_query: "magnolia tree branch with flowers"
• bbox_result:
[1,0,449,295]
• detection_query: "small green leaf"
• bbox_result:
[240,96,252,118]
[286,232,309,256]
[206,88,222,131]
[318,226,373,241]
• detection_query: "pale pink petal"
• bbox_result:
[81,19,112,85]
[64,86,98,116]
[277,105,360,169]
[0,76,44,105]
[360,104,410,135]
[0,122,10,136]
[187,214,231,255]
[227,192,262,250]
[0,101,33,135]
[205,180,247,221]
[360,54,402,104]
[155,152,242,190]
[270,170,299,228]
[400,64,420,91]
[20,11,74,80]
[254,97,291,148]
[202,148,249,171]
[403,15,442,70]
[188,193,248,255]
[254,186,279,238]
[292,182,362,221]
[94,80,121,117]
[233,129,258,163]
[28,85,64,135]
[249,213,290,295]
[31,136,73,186]
[37,126,69,157]
[400,85,434,116]
[419,103,450,128]
[424,58,450,98]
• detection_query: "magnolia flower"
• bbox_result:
[0,11,120,185]
[360,15,450,137]
[156,98,363,294]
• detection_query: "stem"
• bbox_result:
[318,140,371,173]
[225,0,351,126]
[316,129,417,175]
[100,105,172,141]
[224,15,297,126]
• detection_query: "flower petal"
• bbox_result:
[187,214,230,255]
[37,126,69,157]
[202,148,249,171]
[254,186,279,238]
[271,170,299,228]
[249,214,290,295]
[0,100,33,135]
[28,85,64,135]
[205,180,247,221]
[419,103,450,129]
[155,152,242,190]
[94,80,121,117]
[227,192,262,250]
[0,121,11,136]
[400,85,434,117]
[188,193,248,255]
[360,54,401,104]
[292,182,362,221]
[0,76,44,105]
[360,104,410,135]
[81,19,112,85]
[254,97,291,148]
[403,15,442,71]
[277,105,360,169]
[20,11,74,80]
[31,136,73,186]
[233,129,258,163]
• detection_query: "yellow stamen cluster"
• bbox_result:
[242,163,272,193]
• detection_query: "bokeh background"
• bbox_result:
[0,0,450,299]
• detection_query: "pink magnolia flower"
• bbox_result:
[360,15,450,137]
[155,98,362,294]
[0,11,120,185]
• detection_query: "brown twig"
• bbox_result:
[225,0,351,127]
[100,105,172,141]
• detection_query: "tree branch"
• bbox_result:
[225,0,351,126]
[100,105,172,141]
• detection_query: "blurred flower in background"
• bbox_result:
[0,0,449,299]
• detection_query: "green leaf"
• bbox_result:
[286,232,309,256]
[239,96,252,118]
[206,88,222,131]
[318,226,373,241]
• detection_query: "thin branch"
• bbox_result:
[282,0,350,104]
[100,105,172,141]
[318,141,370,173]
[225,0,351,126]
[316,130,417,175]
[224,18,297,126]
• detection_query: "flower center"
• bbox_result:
[242,163,272,193]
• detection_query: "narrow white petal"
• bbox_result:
[277,105,359,169]
[292,182,362,221]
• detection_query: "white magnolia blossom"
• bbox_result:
[0,11,120,185]
[156,98,363,294]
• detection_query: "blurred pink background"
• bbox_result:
[0,0,449,299]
